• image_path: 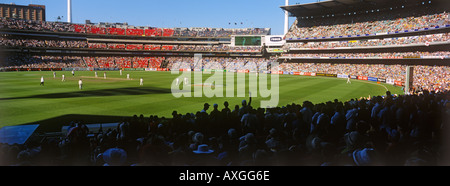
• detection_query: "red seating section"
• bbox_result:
[126,28,144,36]
[108,27,126,35]
[145,28,162,37]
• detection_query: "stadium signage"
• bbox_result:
[394,80,404,86]
[377,78,386,83]
[368,77,378,82]
[271,71,283,75]
[315,73,326,77]
[237,70,250,73]
[270,37,283,42]
[357,76,368,81]
[293,72,313,76]
[386,79,395,85]
[265,35,286,46]
[157,68,168,71]
[337,74,348,79]
[315,73,337,77]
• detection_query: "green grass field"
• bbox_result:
[0,70,403,130]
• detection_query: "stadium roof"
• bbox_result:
[281,0,450,17]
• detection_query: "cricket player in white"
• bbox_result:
[53,71,56,78]
[40,76,44,86]
[184,77,188,85]
[62,74,65,82]
[176,78,179,86]
[95,71,98,78]
[120,70,123,76]
[79,79,83,90]
[347,75,351,84]
[127,74,130,80]
[140,77,144,86]
[72,70,75,77]
[104,72,107,79]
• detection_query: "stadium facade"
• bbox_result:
[0,3,46,21]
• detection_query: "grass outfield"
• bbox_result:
[0,70,403,130]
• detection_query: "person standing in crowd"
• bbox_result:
[222,101,231,114]
[78,79,83,90]
[40,76,44,86]
[201,103,210,113]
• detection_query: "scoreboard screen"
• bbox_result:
[234,36,262,46]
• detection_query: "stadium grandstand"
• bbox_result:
[0,0,449,167]
[280,0,450,93]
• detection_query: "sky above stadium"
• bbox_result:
[2,0,317,35]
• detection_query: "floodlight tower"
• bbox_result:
[284,0,289,35]
[67,0,72,23]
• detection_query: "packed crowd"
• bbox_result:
[165,57,276,71]
[1,55,165,69]
[0,18,270,38]
[0,37,261,53]
[284,33,450,50]
[0,89,448,166]
[82,57,165,68]
[174,27,271,37]
[0,18,75,32]
[2,55,86,69]
[0,37,88,49]
[88,43,262,52]
[276,63,449,92]
[281,51,450,59]
[286,9,449,39]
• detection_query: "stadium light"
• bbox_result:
[284,0,289,35]
[67,0,72,23]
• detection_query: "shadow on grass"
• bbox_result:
[0,86,182,100]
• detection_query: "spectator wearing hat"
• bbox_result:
[192,144,217,166]
[201,103,210,113]
[189,132,204,152]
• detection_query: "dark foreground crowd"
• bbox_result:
[0,90,449,166]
